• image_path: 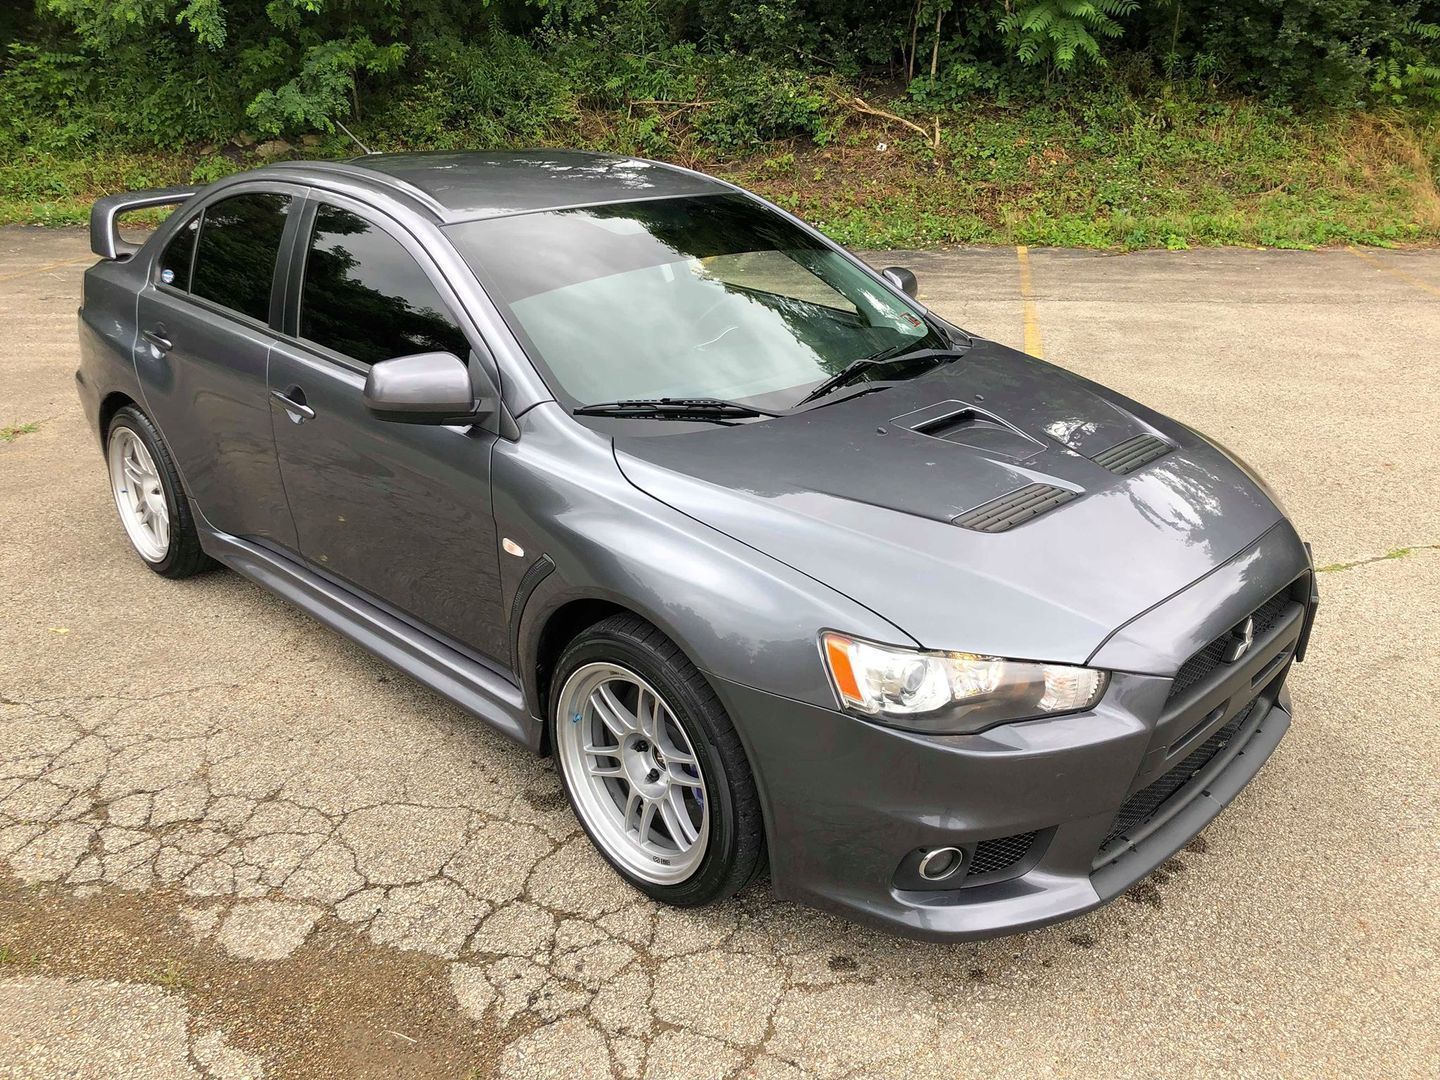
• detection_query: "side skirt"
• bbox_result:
[198,522,542,751]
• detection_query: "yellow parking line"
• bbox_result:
[1347,246,1440,299]
[0,256,92,285]
[1016,245,1044,358]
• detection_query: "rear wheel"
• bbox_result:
[105,405,210,578]
[550,615,765,906]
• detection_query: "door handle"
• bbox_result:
[271,388,316,422]
[141,328,172,352]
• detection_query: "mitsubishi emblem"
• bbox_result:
[1223,616,1256,663]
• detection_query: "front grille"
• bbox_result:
[1100,701,1257,849]
[953,484,1075,532]
[1093,433,1171,474]
[966,831,1038,878]
[1168,590,1294,702]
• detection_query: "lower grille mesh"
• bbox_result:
[1101,701,1257,849]
[966,831,1038,878]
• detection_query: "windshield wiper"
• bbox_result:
[794,347,969,408]
[573,397,780,422]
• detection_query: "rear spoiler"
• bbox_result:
[89,185,199,260]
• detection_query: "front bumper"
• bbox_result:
[714,556,1313,941]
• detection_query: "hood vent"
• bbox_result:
[953,484,1076,532]
[1093,433,1171,475]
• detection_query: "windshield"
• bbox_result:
[446,194,946,410]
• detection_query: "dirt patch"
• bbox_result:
[0,875,494,1078]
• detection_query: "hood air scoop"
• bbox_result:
[953,484,1077,532]
[1092,433,1172,475]
[894,400,1045,462]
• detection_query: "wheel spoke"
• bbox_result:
[636,798,657,843]
[590,684,635,737]
[637,689,663,739]
[661,788,700,846]
[622,788,642,834]
[666,762,703,788]
[584,752,624,778]
[659,740,696,768]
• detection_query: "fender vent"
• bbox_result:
[953,484,1076,532]
[1093,433,1171,475]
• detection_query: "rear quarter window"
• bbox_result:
[159,214,199,290]
[190,192,292,323]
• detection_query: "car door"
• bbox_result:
[267,195,508,663]
[133,186,300,549]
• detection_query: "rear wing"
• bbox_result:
[89,186,199,260]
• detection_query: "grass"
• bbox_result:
[1316,544,1440,573]
[152,958,191,990]
[1,97,1436,251]
[0,421,41,443]
[729,101,1440,249]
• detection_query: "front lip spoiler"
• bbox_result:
[1090,694,1287,886]
[881,699,1291,942]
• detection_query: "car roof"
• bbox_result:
[275,150,732,223]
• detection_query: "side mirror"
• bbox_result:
[363,351,492,425]
[881,266,918,298]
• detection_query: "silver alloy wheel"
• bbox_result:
[107,425,170,563]
[555,662,710,885]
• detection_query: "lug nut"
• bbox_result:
[635,740,649,752]
[646,768,660,783]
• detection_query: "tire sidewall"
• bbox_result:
[550,627,743,906]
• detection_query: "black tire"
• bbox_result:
[106,405,212,579]
[550,614,766,906]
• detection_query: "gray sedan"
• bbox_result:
[77,151,1318,940]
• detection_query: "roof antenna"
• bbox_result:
[333,118,375,156]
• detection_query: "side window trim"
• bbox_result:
[286,193,487,371]
[155,209,202,295]
[152,182,307,334]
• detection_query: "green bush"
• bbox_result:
[372,32,577,149]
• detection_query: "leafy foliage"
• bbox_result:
[1000,1,1140,72]
[0,0,1437,247]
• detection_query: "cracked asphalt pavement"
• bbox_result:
[2,228,1437,1078]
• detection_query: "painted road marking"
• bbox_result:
[1347,246,1440,299]
[1016,245,1044,358]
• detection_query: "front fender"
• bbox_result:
[495,404,914,721]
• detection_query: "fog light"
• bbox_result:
[917,846,964,881]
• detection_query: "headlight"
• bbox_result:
[820,632,1107,734]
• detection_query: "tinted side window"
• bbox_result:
[159,214,199,290]
[191,193,291,322]
[300,204,468,364]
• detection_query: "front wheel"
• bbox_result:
[550,615,765,906]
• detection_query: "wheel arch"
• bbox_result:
[98,390,138,441]
[516,575,691,754]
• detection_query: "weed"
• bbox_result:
[0,422,41,443]
[153,958,190,990]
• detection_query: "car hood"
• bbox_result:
[613,341,1286,667]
